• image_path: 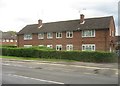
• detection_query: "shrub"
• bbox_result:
[1,45,17,48]
[1,47,118,63]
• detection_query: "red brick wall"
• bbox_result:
[17,29,113,51]
[1,40,17,46]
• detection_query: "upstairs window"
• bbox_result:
[56,45,62,51]
[24,34,32,40]
[66,31,73,38]
[82,30,95,37]
[56,32,62,38]
[47,32,53,39]
[82,44,95,51]
[38,33,44,39]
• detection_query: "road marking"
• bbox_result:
[8,74,64,84]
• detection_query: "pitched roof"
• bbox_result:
[18,16,113,34]
[0,32,17,39]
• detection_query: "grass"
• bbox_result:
[0,55,76,62]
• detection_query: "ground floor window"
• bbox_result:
[56,45,62,51]
[82,44,95,51]
[24,45,32,48]
[47,45,53,48]
[38,45,44,47]
[66,44,73,51]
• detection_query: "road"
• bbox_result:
[2,59,118,84]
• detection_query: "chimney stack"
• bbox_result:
[38,19,42,26]
[80,14,85,24]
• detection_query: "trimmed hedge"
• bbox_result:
[0,47,118,63]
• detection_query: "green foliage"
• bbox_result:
[0,47,118,63]
[1,45,17,48]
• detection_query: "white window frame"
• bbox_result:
[47,45,53,48]
[56,32,62,38]
[38,33,44,39]
[82,30,95,37]
[66,31,73,38]
[47,32,53,39]
[24,34,32,40]
[110,28,111,36]
[10,39,13,42]
[2,39,5,42]
[66,44,73,51]
[82,44,95,51]
[56,45,62,51]
[38,45,44,47]
[6,39,9,42]
[112,31,114,37]
[24,45,32,48]
[110,46,112,52]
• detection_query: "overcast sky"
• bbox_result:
[0,0,119,35]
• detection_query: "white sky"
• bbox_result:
[0,0,119,35]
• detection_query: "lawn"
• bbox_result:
[0,55,76,62]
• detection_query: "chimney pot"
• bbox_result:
[80,14,85,24]
[38,19,42,26]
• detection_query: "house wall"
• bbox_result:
[17,29,112,51]
[109,18,116,51]
[0,39,17,46]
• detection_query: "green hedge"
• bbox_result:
[0,47,118,63]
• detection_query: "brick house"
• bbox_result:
[17,14,116,52]
[115,36,120,49]
[0,31,17,46]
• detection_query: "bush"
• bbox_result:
[1,45,17,48]
[0,47,118,63]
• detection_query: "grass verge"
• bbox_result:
[0,55,76,62]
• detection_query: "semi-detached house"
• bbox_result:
[17,14,116,52]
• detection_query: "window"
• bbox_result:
[110,29,111,36]
[6,39,9,42]
[47,33,53,39]
[66,31,73,38]
[24,45,32,48]
[110,46,112,52]
[112,31,114,37]
[10,39,13,42]
[38,45,44,47]
[38,33,44,39]
[82,44,95,51]
[47,45,53,48]
[66,44,73,51]
[56,45,62,51]
[24,34,32,40]
[82,30,95,37]
[2,39,5,42]
[56,32,62,38]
